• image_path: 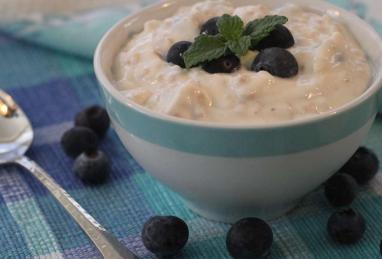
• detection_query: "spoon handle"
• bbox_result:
[15,156,139,259]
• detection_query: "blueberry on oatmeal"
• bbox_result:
[250,25,295,50]
[167,41,193,68]
[251,47,298,78]
[202,54,241,74]
[200,17,220,35]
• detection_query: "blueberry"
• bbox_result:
[142,216,189,258]
[226,218,273,259]
[250,25,295,51]
[327,208,366,244]
[166,41,192,68]
[325,174,358,207]
[340,147,379,185]
[75,105,110,137]
[200,17,219,35]
[73,150,109,184]
[251,47,298,78]
[61,127,99,158]
[202,55,240,74]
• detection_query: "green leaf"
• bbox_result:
[244,15,288,45]
[183,35,227,68]
[227,36,252,56]
[217,14,244,41]
[244,19,259,35]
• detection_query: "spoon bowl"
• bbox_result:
[0,92,33,164]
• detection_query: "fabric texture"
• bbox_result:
[0,0,382,258]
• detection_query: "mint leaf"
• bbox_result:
[244,19,259,35]
[183,35,227,68]
[245,15,288,45]
[217,14,244,41]
[227,36,251,56]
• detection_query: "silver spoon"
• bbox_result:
[0,90,138,259]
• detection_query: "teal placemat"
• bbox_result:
[0,1,381,258]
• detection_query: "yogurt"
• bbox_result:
[112,1,371,124]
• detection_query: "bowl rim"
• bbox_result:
[94,0,382,130]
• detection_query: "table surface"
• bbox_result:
[1,1,382,258]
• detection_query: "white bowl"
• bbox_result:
[94,0,382,222]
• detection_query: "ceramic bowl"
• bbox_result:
[94,0,382,222]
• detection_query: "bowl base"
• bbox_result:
[184,199,300,223]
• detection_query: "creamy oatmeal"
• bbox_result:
[112,1,371,124]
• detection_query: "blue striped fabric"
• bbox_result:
[0,1,382,258]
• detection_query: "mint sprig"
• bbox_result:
[183,14,288,68]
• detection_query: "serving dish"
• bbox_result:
[94,0,382,222]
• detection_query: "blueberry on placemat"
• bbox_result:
[142,216,189,258]
[200,17,220,35]
[325,174,358,207]
[61,127,99,158]
[166,41,192,68]
[226,218,273,259]
[251,47,298,78]
[202,54,241,74]
[250,25,295,51]
[73,150,109,185]
[340,147,379,185]
[75,105,110,137]
[327,208,366,244]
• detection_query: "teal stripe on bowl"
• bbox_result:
[101,87,378,157]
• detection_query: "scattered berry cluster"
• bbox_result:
[60,105,111,184]
[325,147,379,245]
[141,215,272,259]
[141,147,380,258]
[167,15,298,78]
